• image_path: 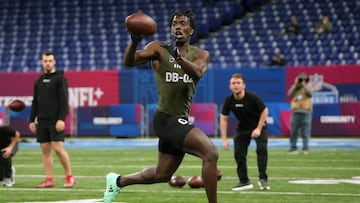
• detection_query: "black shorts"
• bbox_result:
[36,121,65,143]
[153,110,195,156]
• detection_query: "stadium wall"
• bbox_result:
[0,65,359,137]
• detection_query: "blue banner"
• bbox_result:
[119,67,286,108]
[77,104,144,137]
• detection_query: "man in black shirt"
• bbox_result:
[0,126,20,187]
[267,52,287,66]
[29,51,75,188]
[220,73,270,191]
[284,16,301,35]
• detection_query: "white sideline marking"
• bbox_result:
[3,187,360,197]
[5,175,360,202]
[10,200,103,203]
[289,177,360,185]
[15,174,104,179]
[10,200,126,203]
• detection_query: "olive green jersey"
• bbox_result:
[155,43,200,117]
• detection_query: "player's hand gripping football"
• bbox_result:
[127,30,143,44]
[160,42,180,60]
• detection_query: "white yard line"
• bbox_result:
[3,187,360,197]
[9,200,126,203]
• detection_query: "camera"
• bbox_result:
[297,77,309,83]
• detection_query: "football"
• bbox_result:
[187,176,204,188]
[125,12,157,37]
[168,176,186,188]
[8,99,26,112]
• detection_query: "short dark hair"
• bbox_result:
[231,73,245,83]
[169,9,196,33]
[42,50,56,60]
[232,73,244,79]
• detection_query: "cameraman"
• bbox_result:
[287,73,313,155]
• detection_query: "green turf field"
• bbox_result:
[1,145,359,203]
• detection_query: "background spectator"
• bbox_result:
[267,52,287,66]
[314,16,332,34]
[284,16,301,34]
[287,73,313,155]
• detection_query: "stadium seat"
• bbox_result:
[0,0,359,71]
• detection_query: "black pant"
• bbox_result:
[233,129,268,183]
[0,143,18,180]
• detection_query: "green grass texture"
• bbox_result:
[1,143,359,203]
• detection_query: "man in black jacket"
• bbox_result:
[29,51,75,188]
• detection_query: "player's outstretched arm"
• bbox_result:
[124,40,161,67]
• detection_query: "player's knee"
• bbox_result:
[204,147,219,164]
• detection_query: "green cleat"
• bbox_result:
[104,172,121,203]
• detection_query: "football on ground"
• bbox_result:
[187,176,204,188]
[8,99,26,112]
[125,12,157,37]
[168,176,186,188]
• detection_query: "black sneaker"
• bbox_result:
[232,182,253,191]
[258,179,270,190]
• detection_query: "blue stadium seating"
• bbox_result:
[0,0,358,72]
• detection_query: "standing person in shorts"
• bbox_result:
[104,9,219,203]
[220,73,270,191]
[29,50,75,188]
